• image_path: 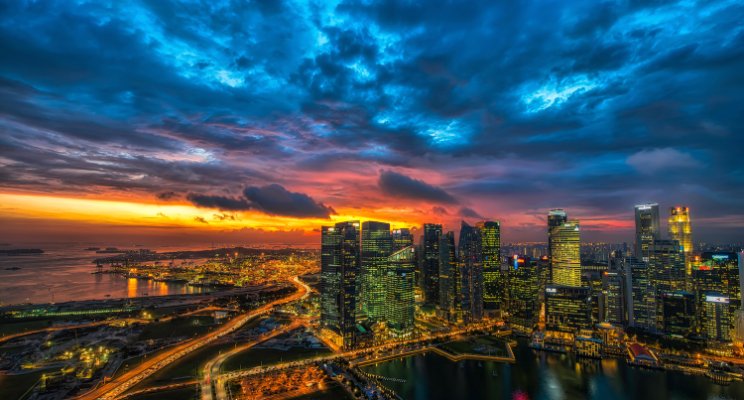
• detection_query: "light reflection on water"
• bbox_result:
[0,244,209,305]
[363,342,744,400]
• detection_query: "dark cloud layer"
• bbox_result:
[379,171,457,204]
[187,184,334,219]
[0,1,742,241]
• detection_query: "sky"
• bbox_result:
[0,0,743,246]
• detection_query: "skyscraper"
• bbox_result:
[360,221,392,322]
[508,255,541,333]
[438,231,458,320]
[624,255,656,331]
[668,206,693,276]
[549,218,581,287]
[459,221,484,321]
[649,239,686,292]
[422,223,442,306]
[634,203,660,262]
[320,226,342,332]
[392,228,414,252]
[384,246,416,337]
[478,221,503,310]
[547,209,568,277]
[320,221,361,349]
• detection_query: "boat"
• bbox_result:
[85,247,101,251]
[4,267,21,271]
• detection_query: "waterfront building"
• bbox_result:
[549,218,581,287]
[508,255,541,333]
[360,221,392,322]
[437,231,458,321]
[320,221,361,349]
[658,291,696,338]
[459,221,484,321]
[668,206,693,276]
[703,294,732,342]
[478,221,504,311]
[422,223,443,306]
[692,252,741,341]
[385,246,416,337]
[634,203,660,262]
[392,228,414,252]
[545,285,592,333]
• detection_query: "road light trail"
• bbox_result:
[74,278,308,400]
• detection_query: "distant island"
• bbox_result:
[0,249,44,255]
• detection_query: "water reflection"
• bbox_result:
[363,341,744,400]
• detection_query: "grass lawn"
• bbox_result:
[136,316,217,341]
[127,385,199,400]
[0,320,53,336]
[440,336,509,357]
[0,371,43,400]
[221,345,331,372]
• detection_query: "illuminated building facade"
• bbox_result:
[692,252,741,340]
[649,239,686,292]
[668,206,693,276]
[385,246,416,337]
[438,231,459,321]
[658,291,696,338]
[478,221,504,310]
[602,271,625,327]
[392,228,414,252]
[545,285,591,333]
[634,203,660,262]
[360,221,392,322]
[549,219,581,287]
[320,221,361,349]
[547,209,568,282]
[422,223,442,306]
[508,255,541,332]
[459,221,484,321]
[704,295,732,342]
[623,255,656,331]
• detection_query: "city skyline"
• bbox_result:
[1,1,743,245]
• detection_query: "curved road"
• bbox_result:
[75,277,308,400]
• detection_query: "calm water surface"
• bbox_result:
[0,243,209,305]
[364,341,744,400]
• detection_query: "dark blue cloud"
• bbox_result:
[379,170,457,204]
[0,0,742,239]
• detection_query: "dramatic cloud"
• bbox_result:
[186,194,252,211]
[243,184,335,218]
[378,171,457,204]
[0,1,742,242]
[186,184,334,219]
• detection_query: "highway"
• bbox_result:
[74,277,309,400]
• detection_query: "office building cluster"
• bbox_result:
[320,205,744,350]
